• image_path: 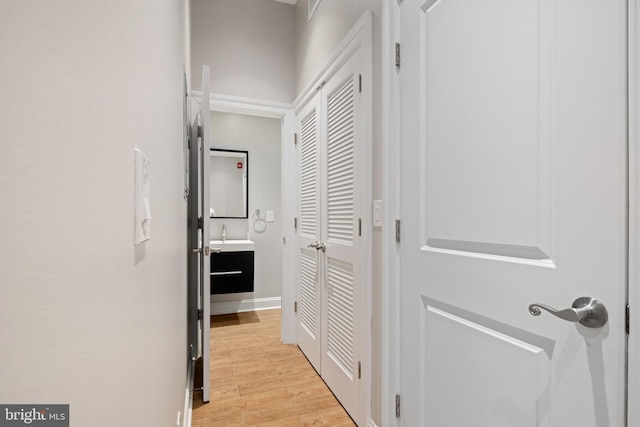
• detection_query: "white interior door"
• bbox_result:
[398,0,628,425]
[319,52,365,425]
[295,47,368,425]
[296,92,322,371]
[197,65,211,402]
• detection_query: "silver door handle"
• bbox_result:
[307,241,326,252]
[528,297,608,328]
[192,247,222,255]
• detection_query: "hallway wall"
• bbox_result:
[189,1,383,424]
[191,0,296,102]
[0,1,191,425]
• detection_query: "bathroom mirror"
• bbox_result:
[210,149,248,218]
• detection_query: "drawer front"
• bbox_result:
[210,251,254,294]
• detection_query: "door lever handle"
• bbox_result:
[528,297,608,328]
[307,241,326,252]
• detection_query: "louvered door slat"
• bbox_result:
[326,75,355,245]
[326,258,355,379]
[300,250,317,337]
[300,110,318,238]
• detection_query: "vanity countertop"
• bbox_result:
[209,239,255,252]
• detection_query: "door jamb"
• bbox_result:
[381,1,401,426]
[628,0,639,424]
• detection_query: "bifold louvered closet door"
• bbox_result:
[296,49,367,426]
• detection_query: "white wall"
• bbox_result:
[0,1,190,426]
[191,0,296,103]
[210,112,283,303]
[294,1,383,425]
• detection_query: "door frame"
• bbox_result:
[190,90,297,344]
[381,0,402,426]
[380,1,639,425]
[628,0,640,425]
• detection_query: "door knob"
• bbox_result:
[528,297,608,328]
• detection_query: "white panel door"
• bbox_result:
[398,0,627,426]
[320,52,365,425]
[296,92,323,371]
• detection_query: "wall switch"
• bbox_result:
[267,210,274,222]
[373,200,383,228]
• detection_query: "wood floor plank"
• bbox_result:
[192,309,355,427]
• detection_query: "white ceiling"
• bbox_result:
[271,0,297,5]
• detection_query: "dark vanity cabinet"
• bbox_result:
[210,251,254,294]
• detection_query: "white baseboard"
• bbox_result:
[210,297,281,315]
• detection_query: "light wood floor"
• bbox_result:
[192,309,356,427]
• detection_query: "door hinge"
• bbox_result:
[395,42,401,68]
[294,132,298,145]
[395,219,401,243]
[626,303,630,335]
[294,301,298,313]
[358,74,362,93]
[197,125,203,138]
[294,217,298,231]
[358,218,362,236]
[197,217,203,230]
[197,309,202,320]
[395,394,401,418]
[357,361,361,379]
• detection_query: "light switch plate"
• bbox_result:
[373,200,382,228]
[267,210,274,222]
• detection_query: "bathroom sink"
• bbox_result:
[209,239,255,252]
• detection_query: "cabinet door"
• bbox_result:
[210,251,255,294]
